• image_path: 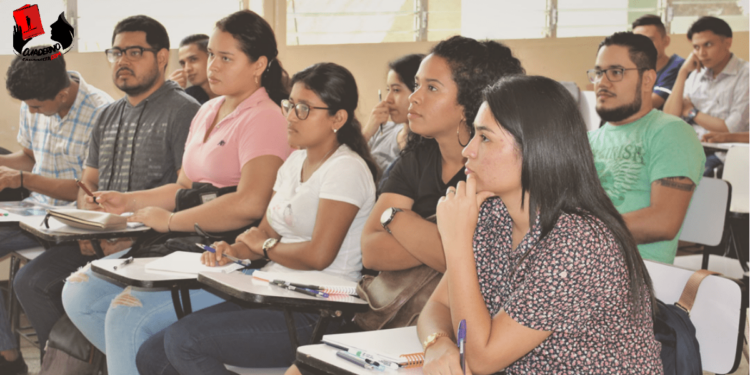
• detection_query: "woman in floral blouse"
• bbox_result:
[417,75,663,374]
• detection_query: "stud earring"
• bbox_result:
[333,128,338,133]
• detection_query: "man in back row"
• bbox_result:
[168,34,216,104]
[631,14,685,109]
[588,32,705,264]
[0,52,113,375]
[664,16,748,175]
[14,15,199,356]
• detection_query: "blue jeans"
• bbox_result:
[14,243,97,351]
[136,301,343,375]
[62,258,228,375]
[0,226,43,351]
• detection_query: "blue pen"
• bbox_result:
[272,280,329,298]
[196,244,251,267]
[458,319,466,375]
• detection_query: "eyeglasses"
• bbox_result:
[104,46,158,63]
[586,68,641,83]
[281,99,330,120]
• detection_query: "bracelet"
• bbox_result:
[167,213,175,232]
[19,171,23,188]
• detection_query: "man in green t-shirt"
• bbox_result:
[588,32,706,264]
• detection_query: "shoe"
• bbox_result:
[0,352,28,375]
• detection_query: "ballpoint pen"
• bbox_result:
[76,179,103,207]
[196,243,252,267]
[272,280,329,297]
[270,280,325,298]
[114,256,134,270]
[458,319,467,375]
[337,350,385,371]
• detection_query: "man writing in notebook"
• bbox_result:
[13,15,199,352]
[0,51,113,374]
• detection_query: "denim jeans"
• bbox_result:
[136,301,343,375]
[0,227,43,351]
[14,243,97,351]
[62,257,228,375]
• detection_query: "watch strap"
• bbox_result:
[382,207,403,234]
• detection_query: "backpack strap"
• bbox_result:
[674,269,720,315]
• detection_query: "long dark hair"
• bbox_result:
[388,53,424,92]
[291,63,379,183]
[483,75,655,318]
[216,10,290,105]
[404,36,525,154]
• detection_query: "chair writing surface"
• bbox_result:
[91,258,199,288]
[321,326,423,364]
[645,260,744,374]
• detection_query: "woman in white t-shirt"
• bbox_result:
[135,62,378,374]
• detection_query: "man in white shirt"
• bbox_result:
[664,16,748,175]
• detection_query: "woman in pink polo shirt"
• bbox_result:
[61,10,293,375]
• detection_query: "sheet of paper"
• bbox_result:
[145,251,243,275]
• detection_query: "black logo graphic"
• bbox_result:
[12,6,75,62]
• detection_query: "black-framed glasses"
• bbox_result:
[586,68,641,83]
[281,99,329,120]
[104,46,158,63]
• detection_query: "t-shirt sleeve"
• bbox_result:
[168,101,200,169]
[380,150,418,199]
[503,218,611,333]
[724,65,749,133]
[654,64,680,100]
[16,104,32,149]
[85,110,106,169]
[319,155,375,208]
[237,107,291,167]
[647,120,705,185]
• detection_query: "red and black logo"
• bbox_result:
[12,4,74,61]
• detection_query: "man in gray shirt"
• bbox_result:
[14,15,199,351]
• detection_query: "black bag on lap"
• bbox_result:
[123,182,259,259]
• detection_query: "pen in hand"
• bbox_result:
[196,243,251,267]
[76,179,103,208]
[458,319,467,375]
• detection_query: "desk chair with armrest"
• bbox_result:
[646,260,747,374]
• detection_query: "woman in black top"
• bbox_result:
[361,36,525,273]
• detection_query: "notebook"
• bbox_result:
[145,251,244,275]
[322,326,425,367]
[252,270,357,295]
[47,208,127,230]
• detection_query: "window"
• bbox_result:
[670,0,749,34]
[76,0,241,52]
[557,0,659,38]
[461,0,549,40]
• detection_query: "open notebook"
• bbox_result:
[145,251,244,275]
[252,270,357,295]
[322,326,425,368]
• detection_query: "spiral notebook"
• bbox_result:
[252,270,357,295]
[322,326,424,368]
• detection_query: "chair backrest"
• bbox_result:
[579,91,601,132]
[723,146,749,214]
[645,260,746,374]
[679,177,731,246]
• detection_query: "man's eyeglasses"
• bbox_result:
[105,46,158,63]
[586,68,641,83]
[281,99,330,120]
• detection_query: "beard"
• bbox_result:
[596,76,643,123]
[115,63,160,97]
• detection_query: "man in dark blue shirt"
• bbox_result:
[632,15,685,109]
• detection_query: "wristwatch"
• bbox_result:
[423,332,451,352]
[684,108,699,123]
[380,207,403,234]
[262,238,279,260]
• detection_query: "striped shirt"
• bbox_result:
[17,71,114,206]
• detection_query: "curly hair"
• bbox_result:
[404,36,525,153]
[6,53,70,101]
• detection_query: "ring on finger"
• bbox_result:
[446,187,456,195]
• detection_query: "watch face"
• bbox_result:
[380,208,393,225]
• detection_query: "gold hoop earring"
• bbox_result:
[457,120,468,147]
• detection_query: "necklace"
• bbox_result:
[302,145,338,181]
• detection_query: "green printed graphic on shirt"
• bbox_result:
[588,110,705,264]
